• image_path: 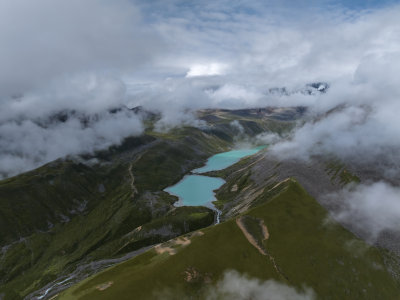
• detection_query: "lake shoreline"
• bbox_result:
[164,146,265,224]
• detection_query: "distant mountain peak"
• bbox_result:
[268,82,329,96]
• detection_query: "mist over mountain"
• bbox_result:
[0,0,399,177]
[0,0,399,176]
[1,1,400,299]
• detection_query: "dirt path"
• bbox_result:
[128,163,138,198]
[154,231,203,256]
[154,236,191,256]
[236,216,288,281]
[236,217,269,255]
[128,152,146,199]
[96,281,113,291]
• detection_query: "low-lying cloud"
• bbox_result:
[324,182,400,243]
[206,270,315,300]
[0,0,160,177]
[1,0,400,181]
[155,270,315,300]
[264,49,400,178]
[0,108,143,178]
[0,73,145,178]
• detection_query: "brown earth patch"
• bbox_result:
[96,281,113,291]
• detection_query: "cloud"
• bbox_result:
[2,0,400,180]
[125,2,400,115]
[186,63,228,77]
[155,270,315,300]
[1,75,129,121]
[0,0,159,177]
[154,109,206,132]
[0,108,143,178]
[324,182,400,242]
[206,270,315,300]
[230,120,245,135]
[269,52,400,181]
[0,72,146,178]
[0,0,163,98]
[255,132,283,145]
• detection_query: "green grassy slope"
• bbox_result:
[0,161,109,245]
[0,130,221,299]
[0,111,289,299]
[59,181,400,300]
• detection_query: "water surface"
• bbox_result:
[165,146,264,209]
[193,146,265,173]
[165,175,225,206]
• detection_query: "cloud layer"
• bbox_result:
[324,182,400,243]
[156,270,315,300]
[206,270,315,300]
[1,0,400,181]
[269,53,400,181]
[0,108,143,178]
[0,0,162,98]
[0,0,156,177]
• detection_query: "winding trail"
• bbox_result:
[128,152,146,199]
[236,216,288,282]
[128,163,138,198]
[236,216,269,255]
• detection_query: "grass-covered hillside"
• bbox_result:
[0,108,297,299]
[59,180,400,300]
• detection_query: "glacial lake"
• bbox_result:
[165,146,265,209]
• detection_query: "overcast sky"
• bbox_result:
[1,0,400,180]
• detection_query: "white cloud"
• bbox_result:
[0,0,158,177]
[2,0,400,180]
[0,109,143,178]
[324,182,400,242]
[124,2,400,116]
[186,63,228,77]
[0,0,163,98]
[155,270,315,300]
[207,270,315,300]
[269,52,400,180]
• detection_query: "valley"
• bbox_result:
[2,1,400,299]
[0,108,296,299]
[1,107,399,300]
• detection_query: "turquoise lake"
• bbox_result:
[165,146,264,208]
[165,175,225,207]
[193,146,265,173]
